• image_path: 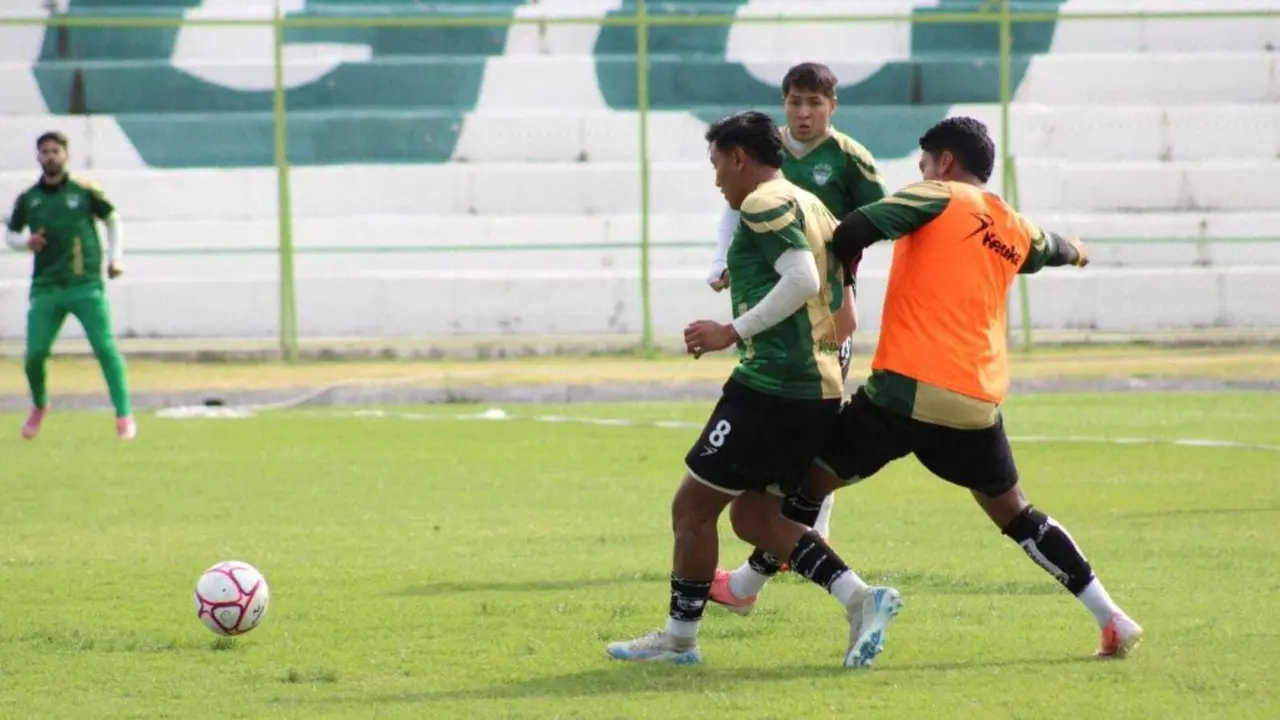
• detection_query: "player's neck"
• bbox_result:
[948,172,985,189]
[40,172,67,187]
[783,125,831,153]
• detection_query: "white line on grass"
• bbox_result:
[156,404,1280,454]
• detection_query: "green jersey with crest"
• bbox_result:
[7,176,114,291]
[781,127,887,224]
[728,177,846,401]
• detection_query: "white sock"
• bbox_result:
[828,570,869,607]
[813,494,835,538]
[728,561,772,598]
[665,617,700,640]
[1077,578,1122,628]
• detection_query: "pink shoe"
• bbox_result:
[22,407,47,439]
[116,416,137,440]
[708,568,758,616]
[1095,612,1143,659]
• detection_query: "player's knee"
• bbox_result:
[670,479,718,535]
[86,335,119,357]
[24,350,49,369]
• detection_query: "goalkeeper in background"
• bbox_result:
[5,131,136,440]
[707,62,886,554]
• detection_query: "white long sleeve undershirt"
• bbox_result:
[5,229,26,250]
[707,203,740,286]
[103,212,123,264]
[731,248,821,339]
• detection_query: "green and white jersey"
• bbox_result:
[781,127,886,222]
[7,176,114,290]
[779,127,886,292]
[728,177,846,401]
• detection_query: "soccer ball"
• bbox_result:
[194,560,270,636]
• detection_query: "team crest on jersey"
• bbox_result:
[811,163,833,187]
[66,195,80,209]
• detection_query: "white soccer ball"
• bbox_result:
[194,560,270,636]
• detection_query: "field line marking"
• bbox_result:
[156,405,1280,454]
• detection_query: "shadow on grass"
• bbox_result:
[271,655,1095,706]
[396,571,668,597]
[398,569,1063,598]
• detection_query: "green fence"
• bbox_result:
[4,3,1278,360]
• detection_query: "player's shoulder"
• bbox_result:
[829,129,878,166]
[893,180,954,202]
[1005,204,1044,241]
[741,178,800,218]
[69,175,106,196]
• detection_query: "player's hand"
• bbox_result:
[1068,235,1089,268]
[107,263,124,279]
[684,320,739,359]
[706,263,729,292]
[27,229,46,253]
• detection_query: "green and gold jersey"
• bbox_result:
[781,127,887,225]
[7,176,114,290]
[728,177,846,401]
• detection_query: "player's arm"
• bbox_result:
[829,180,952,268]
[1017,216,1088,274]
[708,202,738,291]
[834,284,856,339]
[731,198,821,340]
[5,197,34,251]
[86,181,125,273]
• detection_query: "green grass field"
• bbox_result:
[3,392,1279,719]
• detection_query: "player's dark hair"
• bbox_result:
[919,116,995,183]
[705,111,785,169]
[36,131,68,149]
[781,62,838,98]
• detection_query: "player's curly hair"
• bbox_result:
[705,111,785,169]
[919,117,995,183]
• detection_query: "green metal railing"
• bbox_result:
[4,3,1277,359]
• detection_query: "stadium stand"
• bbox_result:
[1,0,1278,340]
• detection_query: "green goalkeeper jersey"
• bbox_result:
[7,176,115,291]
[728,177,847,402]
[781,127,887,227]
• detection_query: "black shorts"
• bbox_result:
[815,388,1019,497]
[685,378,841,496]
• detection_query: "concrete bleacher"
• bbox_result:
[1,0,1279,341]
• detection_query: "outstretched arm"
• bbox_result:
[1019,228,1088,274]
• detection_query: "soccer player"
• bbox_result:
[710,117,1143,660]
[605,111,902,668]
[5,131,136,440]
[707,62,887,544]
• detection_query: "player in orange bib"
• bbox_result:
[709,117,1143,665]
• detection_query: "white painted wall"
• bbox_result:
[1,1,1278,343]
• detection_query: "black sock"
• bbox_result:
[1002,505,1095,595]
[669,575,711,624]
[782,489,825,527]
[745,490,827,576]
[789,529,851,592]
